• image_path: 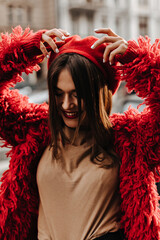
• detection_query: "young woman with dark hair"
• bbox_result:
[0,26,159,240]
[48,53,118,167]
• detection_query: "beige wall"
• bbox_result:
[0,0,57,85]
[0,0,56,32]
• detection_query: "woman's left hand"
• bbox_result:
[40,28,70,58]
[91,28,128,65]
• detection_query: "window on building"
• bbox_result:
[139,0,149,6]
[8,5,13,25]
[16,6,23,23]
[14,6,25,25]
[115,0,119,6]
[72,12,79,35]
[139,16,148,36]
[87,12,93,35]
[8,5,25,26]
[27,6,32,24]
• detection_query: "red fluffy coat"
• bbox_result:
[0,27,159,240]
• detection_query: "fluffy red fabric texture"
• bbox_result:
[47,35,120,95]
[0,26,160,240]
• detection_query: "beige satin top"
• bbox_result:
[36,127,121,240]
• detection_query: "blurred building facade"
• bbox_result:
[1,0,159,43]
[0,0,57,89]
[0,0,57,32]
[56,0,160,113]
[56,0,160,41]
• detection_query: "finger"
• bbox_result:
[40,41,49,57]
[45,28,65,40]
[42,34,59,53]
[108,44,128,65]
[58,28,70,37]
[103,40,128,63]
[45,28,69,41]
[91,36,122,49]
[94,28,118,37]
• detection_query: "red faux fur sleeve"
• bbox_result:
[114,36,160,169]
[0,26,49,147]
[0,27,51,240]
[110,37,160,240]
[120,37,160,110]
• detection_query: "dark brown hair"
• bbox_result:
[47,53,120,168]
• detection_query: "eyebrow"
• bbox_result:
[55,87,77,93]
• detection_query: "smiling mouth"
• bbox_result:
[63,111,79,119]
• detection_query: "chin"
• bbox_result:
[63,118,79,129]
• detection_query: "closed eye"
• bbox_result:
[55,87,77,98]
[55,92,78,98]
[72,93,78,98]
[55,92,63,97]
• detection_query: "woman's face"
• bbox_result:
[55,68,84,128]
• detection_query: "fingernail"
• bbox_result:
[46,54,50,59]
[62,36,66,40]
[91,44,95,49]
[94,29,99,32]
[55,48,59,53]
[66,32,70,36]
[109,61,112,65]
[103,59,106,63]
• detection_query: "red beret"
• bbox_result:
[48,35,120,94]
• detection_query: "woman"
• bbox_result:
[0,26,159,240]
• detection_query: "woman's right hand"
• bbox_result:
[40,28,70,58]
[91,28,128,65]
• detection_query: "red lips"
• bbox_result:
[63,111,79,119]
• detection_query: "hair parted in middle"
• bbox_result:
[47,53,120,168]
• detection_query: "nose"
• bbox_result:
[61,94,75,110]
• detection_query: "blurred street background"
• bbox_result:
[0,0,159,194]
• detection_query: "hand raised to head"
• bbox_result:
[91,28,128,65]
[40,28,70,58]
